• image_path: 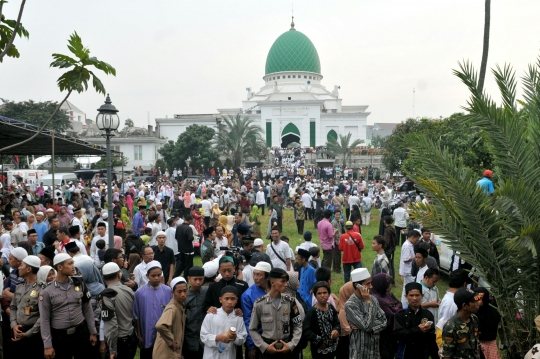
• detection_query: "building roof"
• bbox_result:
[374,122,399,131]
[0,115,119,156]
[60,100,85,115]
[265,19,321,75]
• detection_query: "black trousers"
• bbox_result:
[258,204,265,215]
[184,349,204,359]
[117,332,138,359]
[11,327,44,359]
[174,253,194,278]
[395,226,407,246]
[296,220,304,235]
[385,249,395,283]
[51,322,90,359]
[204,216,210,228]
[140,346,153,359]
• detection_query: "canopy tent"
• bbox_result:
[0,115,122,156]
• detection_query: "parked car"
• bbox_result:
[396,180,416,192]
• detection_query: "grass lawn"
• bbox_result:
[134,209,448,359]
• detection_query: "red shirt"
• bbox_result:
[338,230,364,264]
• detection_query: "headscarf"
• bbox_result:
[121,207,131,229]
[125,194,134,217]
[218,215,229,234]
[76,262,106,296]
[371,273,401,308]
[285,271,299,298]
[183,191,191,207]
[475,287,501,339]
[114,235,123,249]
[37,266,56,285]
[0,233,14,257]
[249,205,260,223]
[226,215,234,232]
[212,203,221,217]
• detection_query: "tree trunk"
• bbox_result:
[478,0,491,94]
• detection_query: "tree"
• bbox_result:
[406,59,540,358]
[325,132,363,168]
[158,124,219,170]
[0,0,28,63]
[91,155,128,169]
[0,31,116,152]
[124,118,134,128]
[0,99,70,132]
[214,114,266,168]
[478,0,491,93]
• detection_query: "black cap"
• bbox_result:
[454,288,477,308]
[73,208,82,213]
[269,268,289,280]
[188,266,205,277]
[297,248,310,261]
[220,285,239,297]
[405,282,423,294]
[39,247,55,263]
[203,226,215,237]
[27,229,37,235]
[97,222,107,228]
[69,225,80,236]
[65,241,79,253]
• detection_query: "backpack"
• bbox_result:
[361,199,371,213]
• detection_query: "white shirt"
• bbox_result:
[133,261,151,288]
[266,240,292,271]
[214,237,229,256]
[201,199,212,217]
[242,265,255,287]
[165,227,178,255]
[301,193,312,208]
[71,216,86,236]
[90,234,108,264]
[436,291,456,330]
[200,307,247,359]
[399,240,415,276]
[393,207,409,227]
[255,191,266,205]
[416,265,428,283]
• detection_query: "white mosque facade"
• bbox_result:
[155,19,370,148]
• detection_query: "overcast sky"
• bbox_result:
[2,0,540,128]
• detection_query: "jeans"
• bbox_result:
[343,261,362,283]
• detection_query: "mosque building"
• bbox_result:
[155,18,370,148]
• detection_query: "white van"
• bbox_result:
[41,173,78,190]
[6,169,49,185]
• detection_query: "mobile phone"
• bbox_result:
[426,321,433,326]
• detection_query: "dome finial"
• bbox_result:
[290,16,295,30]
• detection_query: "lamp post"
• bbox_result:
[96,94,120,249]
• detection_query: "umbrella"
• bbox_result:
[287,142,301,148]
[30,155,51,167]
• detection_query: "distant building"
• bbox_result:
[156,18,370,148]
[366,123,399,145]
[77,125,166,170]
[61,100,86,135]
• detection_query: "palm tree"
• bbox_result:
[406,59,540,358]
[325,132,363,169]
[215,114,266,168]
[478,0,491,93]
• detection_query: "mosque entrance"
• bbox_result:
[280,123,301,148]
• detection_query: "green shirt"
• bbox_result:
[269,203,283,217]
[442,313,480,359]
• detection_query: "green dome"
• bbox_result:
[265,25,321,75]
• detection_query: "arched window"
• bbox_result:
[327,129,338,142]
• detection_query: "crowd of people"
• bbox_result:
[0,160,535,359]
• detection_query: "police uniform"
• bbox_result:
[248,270,304,359]
[100,281,137,359]
[39,276,97,359]
[9,280,45,358]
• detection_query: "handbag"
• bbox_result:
[115,220,125,230]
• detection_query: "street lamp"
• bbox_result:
[96,94,120,249]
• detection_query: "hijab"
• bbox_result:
[249,205,260,223]
[218,215,229,234]
[183,191,191,207]
[0,233,13,257]
[37,266,56,285]
[114,235,123,249]
[226,215,234,232]
[371,273,401,308]
[76,262,106,296]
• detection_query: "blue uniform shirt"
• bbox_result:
[298,264,317,310]
[477,177,494,195]
[241,284,266,350]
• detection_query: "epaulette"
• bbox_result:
[255,296,266,304]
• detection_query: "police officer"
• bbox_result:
[100,262,137,359]
[39,252,98,359]
[10,255,45,358]
[248,268,304,359]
